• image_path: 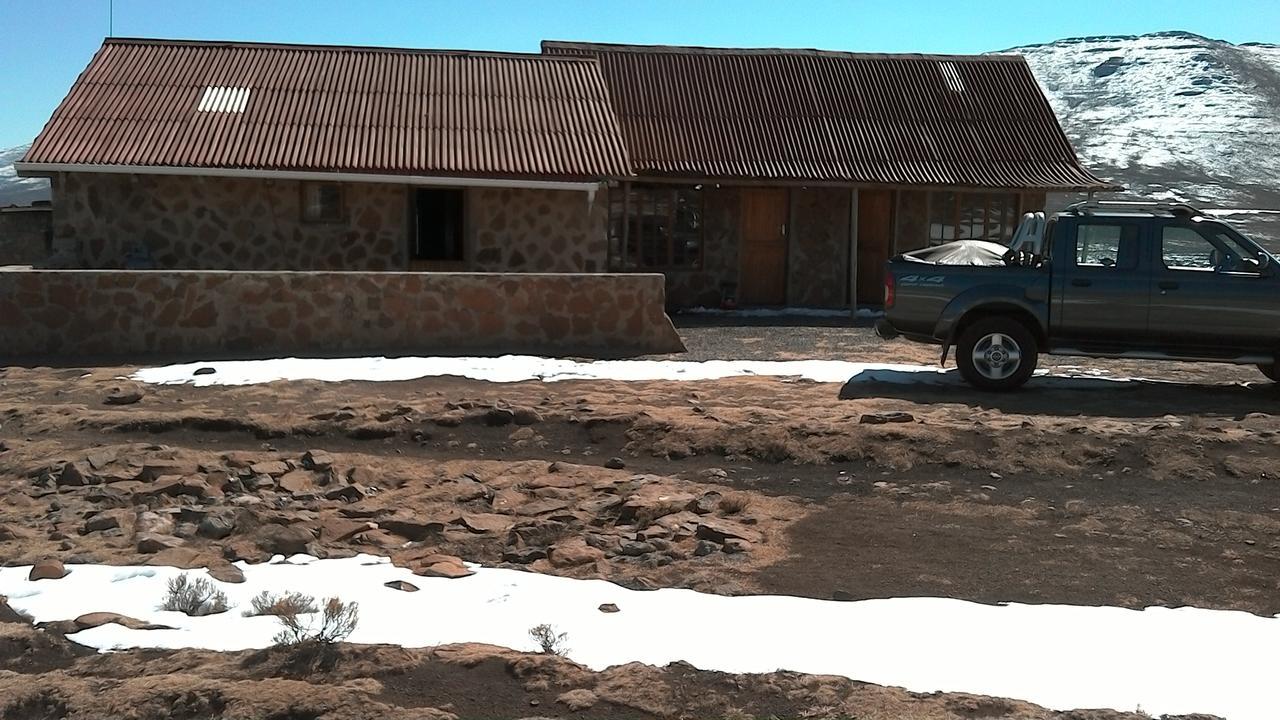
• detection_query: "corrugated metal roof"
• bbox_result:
[24,39,632,181]
[543,41,1116,190]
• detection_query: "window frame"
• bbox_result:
[1071,220,1140,271]
[608,183,705,272]
[1159,220,1267,276]
[300,182,346,224]
[927,191,1021,247]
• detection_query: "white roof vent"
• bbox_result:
[938,61,965,93]
[197,86,251,113]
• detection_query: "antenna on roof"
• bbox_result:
[109,0,113,36]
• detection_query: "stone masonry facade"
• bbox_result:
[468,187,608,272]
[52,173,404,270]
[48,173,608,274]
[0,207,52,266]
[0,269,685,360]
[787,187,851,308]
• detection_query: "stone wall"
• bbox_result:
[788,188,851,308]
[468,187,608,272]
[0,207,51,265]
[52,173,405,270]
[0,270,685,360]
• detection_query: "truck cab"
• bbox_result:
[878,201,1280,390]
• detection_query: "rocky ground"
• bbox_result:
[1,323,1276,718]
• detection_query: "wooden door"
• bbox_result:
[739,188,789,305]
[857,189,894,306]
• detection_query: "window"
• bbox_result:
[1162,223,1265,273]
[1161,226,1216,270]
[412,188,465,262]
[302,183,344,223]
[1074,223,1138,269]
[928,192,1019,246]
[607,184,703,270]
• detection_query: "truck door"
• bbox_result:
[1053,218,1149,345]
[1146,220,1280,352]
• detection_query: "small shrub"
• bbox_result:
[159,574,229,616]
[528,623,569,656]
[718,492,753,515]
[243,590,319,618]
[273,596,359,646]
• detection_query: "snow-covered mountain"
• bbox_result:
[0,144,49,207]
[1010,31,1280,244]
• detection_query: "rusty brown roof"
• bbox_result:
[24,38,632,181]
[543,41,1115,190]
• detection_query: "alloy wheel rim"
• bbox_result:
[972,332,1021,380]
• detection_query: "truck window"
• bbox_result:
[1162,223,1266,274]
[1074,224,1138,269]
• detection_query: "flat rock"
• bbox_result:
[249,460,291,477]
[414,556,474,579]
[73,612,173,631]
[384,580,420,592]
[598,603,620,613]
[276,470,317,494]
[103,386,144,406]
[253,524,315,555]
[319,517,372,543]
[695,518,762,545]
[860,411,916,425]
[301,450,335,471]
[457,513,511,534]
[517,498,573,517]
[207,561,245,584]
[29,558,68,581]
[136,533,183,554]
[549,538,605,568]
[618,487,697,524]
[381,517,446,541]
[491,488,528,513]
[81,512,122,534]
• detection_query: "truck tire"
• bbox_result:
[1258,363,1280,382]
[956,317,1038,391]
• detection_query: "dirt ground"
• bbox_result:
[1,322,1274,719]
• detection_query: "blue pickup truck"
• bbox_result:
[876,201,1280,390]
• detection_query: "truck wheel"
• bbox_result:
[956,318,1038,391]
[1258,364,1280,382]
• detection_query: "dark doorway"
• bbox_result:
[411,188,465,266]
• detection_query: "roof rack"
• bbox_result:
[1063,200,1204,218]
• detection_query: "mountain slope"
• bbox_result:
[1010,31,1280,243]
[0,144,49,207]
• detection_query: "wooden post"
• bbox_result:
[848,188,859,317]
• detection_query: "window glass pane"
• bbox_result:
[1162,226,1217,270]
[1205,226,1265,273]
[1076,225,1123,267]
[608,189,625,270]
[672,188,702,268]
[929,191,956,245]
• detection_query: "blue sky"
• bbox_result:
[2,0,1277,148]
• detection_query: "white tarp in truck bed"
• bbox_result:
[900,240,1010,266]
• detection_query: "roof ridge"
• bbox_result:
[542,39,1025,62]
[103,37,595,62]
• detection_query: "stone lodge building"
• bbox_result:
[18,37,1114,309]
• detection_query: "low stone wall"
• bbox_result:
[0,270,686,361]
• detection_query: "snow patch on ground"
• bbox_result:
[0,555,1273,720]
[132,356,1151,388]
[132,357,944,386]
